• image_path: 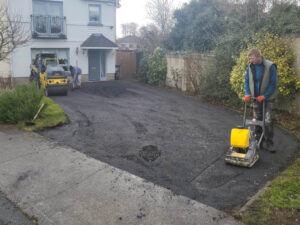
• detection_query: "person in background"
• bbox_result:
[70,65,82,89]
[244,48,277,152]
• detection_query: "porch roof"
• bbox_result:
[81,34,118,49]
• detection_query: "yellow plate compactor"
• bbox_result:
[225,99,265,168]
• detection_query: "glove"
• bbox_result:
[244,95,251,102]
[257,95,265,102]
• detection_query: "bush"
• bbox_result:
[230,32,300,110]
[137,47,167,86]
[137,54,150,83]
[198,35,244,106]
[0,82,44,124]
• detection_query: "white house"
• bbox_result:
[4,0,120,83]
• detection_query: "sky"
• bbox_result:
[116,0,190,38]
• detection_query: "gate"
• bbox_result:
[116,50,136,79]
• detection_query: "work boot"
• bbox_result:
[254,133,261,142]
[264,139,276,153]
[254,134,264,149]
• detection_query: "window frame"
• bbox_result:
[32,0,64,36]
[33,0,63,17]
[88,4,102,26]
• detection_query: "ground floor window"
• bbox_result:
[31,48,69,64]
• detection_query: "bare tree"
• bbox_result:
[0,5,30,62]
[138,24,162,52]
[145,0,175,38]
[121,22,138,37]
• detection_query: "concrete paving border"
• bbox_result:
[0,129,244,225]
[238,181,272,214]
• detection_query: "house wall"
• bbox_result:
[7,0,117,79]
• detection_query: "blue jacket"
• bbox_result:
[244,63,277,99]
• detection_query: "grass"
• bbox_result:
[21,96,67,131]
[239,110,300,225]
[239,158,300,225]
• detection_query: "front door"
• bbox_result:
[88,50,100,81]
[88,49,106,81]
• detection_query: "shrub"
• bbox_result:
[137,47,167,86]
[0,82,44,124]
[137,54,150,83]
[230,32,300,110]
[198,36,244,106]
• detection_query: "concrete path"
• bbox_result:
[0,129,243,225]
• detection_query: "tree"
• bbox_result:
[0,5,30,62]
[121,22,138,37]
[166,0,235,52]
[145,0,175,38]
[138,24,162,52]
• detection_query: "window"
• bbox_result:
[32,0,63,35]
[89,4,101,25]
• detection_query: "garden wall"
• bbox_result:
[166,53,214,93]
[293,38,300,114]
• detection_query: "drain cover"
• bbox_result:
[139,145,161,162]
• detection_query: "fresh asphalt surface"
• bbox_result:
[0,191,33,225]
[40,80,299,211]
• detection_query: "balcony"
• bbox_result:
[31,15,67,39]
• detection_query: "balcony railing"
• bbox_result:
[31,15,67,39]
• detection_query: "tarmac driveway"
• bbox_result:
[39,80,299,211]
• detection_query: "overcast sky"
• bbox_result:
[116,0,190,38]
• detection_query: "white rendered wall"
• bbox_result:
[7,0,117,78]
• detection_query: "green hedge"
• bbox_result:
[0,82,44,124]
[137,47,167,86]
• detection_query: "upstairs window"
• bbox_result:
[32,0,63,34]
[89,4,101,25]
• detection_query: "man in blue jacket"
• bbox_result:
[244,48,277,152]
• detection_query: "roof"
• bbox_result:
[117,36,140,44]
[81,34,118,49]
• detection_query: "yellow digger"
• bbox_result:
[30,53,70,96]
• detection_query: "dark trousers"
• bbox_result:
[253,101,274,143]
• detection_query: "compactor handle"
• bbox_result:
[242,97,265,128]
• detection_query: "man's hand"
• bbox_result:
[244,95,251,102]
[257,95,265,102]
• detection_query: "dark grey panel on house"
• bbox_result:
[81,34,118,48]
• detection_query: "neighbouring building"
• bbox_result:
[117,35,140,51]
[2,0,120,83]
